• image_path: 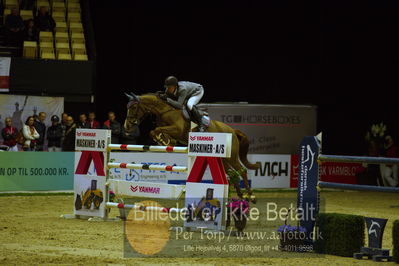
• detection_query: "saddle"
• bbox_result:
[157,91,211,128]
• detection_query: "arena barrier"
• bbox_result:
[297,134,399,243]
[64,129,232,230]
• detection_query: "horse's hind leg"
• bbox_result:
[228,158,255,202]
[222,160,244,199]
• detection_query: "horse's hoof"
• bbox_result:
[248,194,257,204]
[242,193,256,204]
[154,133,171,146]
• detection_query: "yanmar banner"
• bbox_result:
[75,129,110,152]
[188,132,232,158]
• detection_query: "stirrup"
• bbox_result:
[198,125,207,132]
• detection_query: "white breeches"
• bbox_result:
[187,89,204,110]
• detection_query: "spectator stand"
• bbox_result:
[0,0,91,61]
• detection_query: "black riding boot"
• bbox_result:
[191,105,207,132]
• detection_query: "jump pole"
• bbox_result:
[107,144,188,153]
[318,181,399,193]
[318,154,399,165]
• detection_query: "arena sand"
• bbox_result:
[0,190,398,265]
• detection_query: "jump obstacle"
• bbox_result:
[297,134,399,258]
[105,143,190,216]
[317,144,399,193]
[64,129,232,231]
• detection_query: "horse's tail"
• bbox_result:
[235,129,261,170]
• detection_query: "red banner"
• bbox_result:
[290,154,363,188]
[0,57,11,92]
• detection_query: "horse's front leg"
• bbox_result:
[150,126,180,146]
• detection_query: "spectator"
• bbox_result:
[61,112,68,127]
[88,112,100,129]
[22,116,40,151]
[1,117,18,151]
[34,111,46,151]
[60,112,68,145]
[77,113,90,128]
[5,8,24,47]
[121,123,140,145]
[62,116,76,151]
[23,19,39,42]
[381,135,398,187]
[103,111,121,144]
[47,115,63,152]
[34,6,55,32]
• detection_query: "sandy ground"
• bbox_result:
[0,190,398,265]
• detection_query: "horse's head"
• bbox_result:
[124,92,170,135]
[124,92,144,134]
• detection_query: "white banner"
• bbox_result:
[109,180,185,199]
[75,129,111,152]
[0,57,11,92]
[184,182,228,231]
[74,153,291,189]
[0,95,64,147]
[199,103,317,154]
[248,154,291,188]
[188,132,232,158]
[73,174,106,218]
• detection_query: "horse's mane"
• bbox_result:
[139,92,162,101]
[135,92,174,111]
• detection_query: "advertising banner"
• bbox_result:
[364,217,388,249]
[184,182,229,231]
[0,57,11,92]
[73,174,106,218]
[0,152,74,191]
[75,129,111,152]
[296,136,320,241]
[0,94,64,147]
[199,103,317,154]
[110,180,185,199]
[188,132,232,158]
[248,154,291,188]
[290,154,363,188]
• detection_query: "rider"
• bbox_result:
[161,76,208,131]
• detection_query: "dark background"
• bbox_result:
[89,0,399,155]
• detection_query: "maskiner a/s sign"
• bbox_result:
[75,129,111,152]
[188,132,232,158]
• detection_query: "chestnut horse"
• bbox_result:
[123,93,260,201]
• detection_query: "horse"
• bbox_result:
[123,92,260,201]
